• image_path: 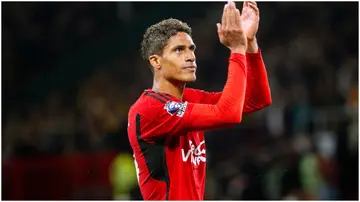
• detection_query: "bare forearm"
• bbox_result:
[247,38,259,53]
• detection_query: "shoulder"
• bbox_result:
[184,87,202,94]
[129,92,160,119]
[184,88,204,102]
[129,90,182,120]
[184,87,201,98]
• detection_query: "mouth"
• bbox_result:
[183,65,197,70]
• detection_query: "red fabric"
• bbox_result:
[183,49,272,113]
[127,53,247,200]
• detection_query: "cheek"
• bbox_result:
[162,57,182,76]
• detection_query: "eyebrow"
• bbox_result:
[171,44,196,51]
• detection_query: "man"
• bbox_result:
[128,1,271,200]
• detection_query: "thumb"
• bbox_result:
[216,23,222,34]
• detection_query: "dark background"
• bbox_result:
[2,2,358,200]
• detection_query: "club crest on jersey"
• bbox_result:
[164,101,188,117]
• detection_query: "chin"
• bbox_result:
[171,73,196,83]
[183,75,197,83]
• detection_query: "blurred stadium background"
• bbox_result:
[1,1,358,200]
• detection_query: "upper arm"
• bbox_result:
[137,99,239,141]
[138,100,192,141]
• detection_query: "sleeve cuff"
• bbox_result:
[246,48,262,58]
[230,52,246,61]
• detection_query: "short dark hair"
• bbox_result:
[140,18,192,61]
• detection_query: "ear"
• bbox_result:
[149,55,161,71]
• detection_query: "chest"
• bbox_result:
[167,131,206,167]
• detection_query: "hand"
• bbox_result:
[240,1,260,41]
[217,0,247,54]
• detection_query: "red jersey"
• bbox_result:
[128,51,271,200]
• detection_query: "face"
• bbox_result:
[150,32,197,83]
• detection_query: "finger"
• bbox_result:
[242,1,248,13]
[222,4,227,28]
[216,23,222,34]
[225,4,232,30]
[247,1,258,12]
[247,1,257,6]
[248,3,259,14]
[228,2,236,27]
[243,1,249,8]
[231,0,237,8]
[235,9,241,29]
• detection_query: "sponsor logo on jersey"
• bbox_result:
[176,101,188,117]
[164,101,188,117]
[181,140,206,166]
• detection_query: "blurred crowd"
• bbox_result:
[3,2,124,156]
[2,2,358,200]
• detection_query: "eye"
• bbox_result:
[175,48,183,53]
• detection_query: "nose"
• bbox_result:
[185,51,196,63]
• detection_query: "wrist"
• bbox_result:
[247,38,259,53]
[230,46,247,55]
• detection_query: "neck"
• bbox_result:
[152,77,185,100]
